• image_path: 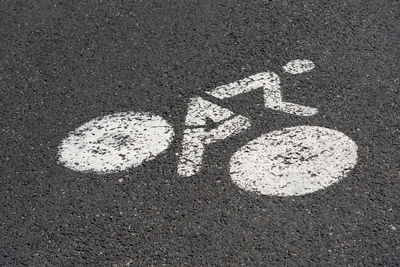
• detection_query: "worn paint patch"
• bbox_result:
[283,59,315,74]
[58,112,174,173]
[230,126,358,196]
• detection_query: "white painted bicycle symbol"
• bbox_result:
[58,59,358,196]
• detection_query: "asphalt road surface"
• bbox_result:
[1,1,399,265]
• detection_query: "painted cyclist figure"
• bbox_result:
[58,59,358,197]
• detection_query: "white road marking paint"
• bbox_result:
[58,112,174,173]
[263,78,318,116]
[185,97,234,126]
[207,72,280,99]
[230,126,358,196]
[178,97,251,177]
[206,70,318,116]
[283,59,315,74]
[57,58,358,198]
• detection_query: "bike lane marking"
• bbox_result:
[57,59,358,197]
[230,126,358,196]
[58,112,174,173]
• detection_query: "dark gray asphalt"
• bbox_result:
[1,1,399,265]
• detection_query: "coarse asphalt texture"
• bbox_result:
[1,0,399,265]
